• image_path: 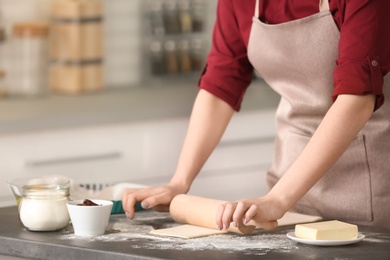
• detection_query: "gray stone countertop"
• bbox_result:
[1,206,390,260]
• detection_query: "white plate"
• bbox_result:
[286,232,365,246]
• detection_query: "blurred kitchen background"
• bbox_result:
[0,0,215,96]
[0,0,280,207]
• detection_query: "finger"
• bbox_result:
[122,192,137,219]
[216,203,227,230]
[123,187,158,211]
[222,202,236,230]
[140,194,156,209]
[122,188,153,217]
[232,201,246,227]
[122,188,138,204]
[121,188,133,210]
[244,204,259,224]
[142,191,171,210]
[244,205,278,230]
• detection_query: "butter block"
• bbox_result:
[295,220,358,240]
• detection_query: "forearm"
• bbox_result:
[170,89,235,191]
[268,94,376,212]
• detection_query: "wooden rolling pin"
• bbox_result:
[169,194,256,234]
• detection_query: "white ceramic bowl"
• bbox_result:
[66,199,113,236]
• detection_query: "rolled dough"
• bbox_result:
[150,224,228,238]
[150,211,323,239]
[275,211,323,227]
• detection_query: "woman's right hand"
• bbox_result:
[121,183,187,219]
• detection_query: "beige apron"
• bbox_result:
[248,0,390,228]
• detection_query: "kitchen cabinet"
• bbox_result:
[0,109,276,207]
[0,119,188,207]
[0,81,280,207]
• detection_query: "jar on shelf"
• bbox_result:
[190,0,205,32]
[178,39,192,73]
[148,0,165,36]
[149,41,165,75]
[18,179,70,231]
[164,40,179,74]
[9,22,49,97]
[178,0,192,34]
[163,0,180,34]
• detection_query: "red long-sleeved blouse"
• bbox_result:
[198,0,390,111]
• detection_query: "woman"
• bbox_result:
[123,0,390,230]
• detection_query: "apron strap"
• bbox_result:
[254,0,260,18]
[319,0,330,12]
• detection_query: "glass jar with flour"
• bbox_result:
[9,22,49,97]
[14,178,71,231]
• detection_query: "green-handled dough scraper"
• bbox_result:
[111,200,143,214]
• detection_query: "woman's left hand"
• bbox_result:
[215,195,283,231]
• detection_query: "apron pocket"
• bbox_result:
[285,131,373,222]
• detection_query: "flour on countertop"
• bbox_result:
[61,229,297,255]
[59,211,388,255]
[60,212,299,255]
[360,232,390,244]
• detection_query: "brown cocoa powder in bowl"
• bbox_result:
[77,199,100,206]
